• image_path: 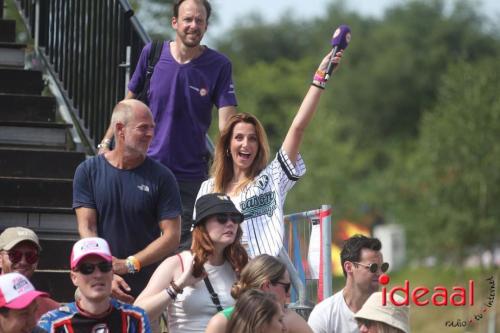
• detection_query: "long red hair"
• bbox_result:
[191,222,248,278]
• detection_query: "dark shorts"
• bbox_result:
[176,179,204,252]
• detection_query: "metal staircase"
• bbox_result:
[0,1,83,301]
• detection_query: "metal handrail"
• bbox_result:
[13,0,153,152]
[285,204,332,309]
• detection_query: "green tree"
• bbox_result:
[398,57,500,262]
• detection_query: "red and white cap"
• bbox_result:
[70,237,112,269]
[0,273,48,309]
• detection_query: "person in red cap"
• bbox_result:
[38,237,151,332]
[0,272,48,333]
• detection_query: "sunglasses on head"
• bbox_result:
[74,261,113,275]
[214,213,243,224]
[354,262,389,273]
[4,249,39,265]
[273,281,291,293]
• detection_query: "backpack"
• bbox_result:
[135,40,164,105]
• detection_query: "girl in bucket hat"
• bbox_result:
[354,292,410,333]
[135,193,248,333]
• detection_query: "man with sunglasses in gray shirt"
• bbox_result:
[308,235,389,333]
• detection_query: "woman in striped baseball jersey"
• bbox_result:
[196,50,343,259]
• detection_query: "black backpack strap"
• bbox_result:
[136,40,164,104]
[204,276,224,312]
[145,40,164,78]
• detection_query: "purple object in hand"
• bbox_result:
[325,24,351,79]
[331,24,351,50]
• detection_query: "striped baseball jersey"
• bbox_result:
[197,148,306,257]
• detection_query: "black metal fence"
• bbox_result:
[15,0,150,150]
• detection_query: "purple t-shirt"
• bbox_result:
[128,41,238,181]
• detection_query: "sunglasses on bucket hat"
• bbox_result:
[353,262,389,273]
[2,249,39,265]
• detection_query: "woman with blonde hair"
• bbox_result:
[135,193,248,333]
[205,254,312,333]
[225,289,286,333]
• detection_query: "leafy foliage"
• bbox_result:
[134,0,500,261]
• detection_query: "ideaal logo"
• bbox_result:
[379,274,496,327]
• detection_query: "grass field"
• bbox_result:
[330,266,499,333]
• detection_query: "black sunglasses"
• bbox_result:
[75,261,113,275]
[215,213,243,224]
[274,281,291,293]
[4,249,39,265]
[354,262,389,273]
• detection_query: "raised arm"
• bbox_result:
[218,105,237,132]
[282,51,343,165]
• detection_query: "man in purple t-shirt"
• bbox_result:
[99,0,237,251]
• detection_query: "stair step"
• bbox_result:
[31,271,75,303]
[0,42,25,68]
[0,68,44,94]
[0,205,73,214]
[0,94,56,121]
[0,148,84,178]
[0,208,77,244]
[0,177,73,208]
[0,121,71,148]
[0,20,16,43]
[38,239,75,270]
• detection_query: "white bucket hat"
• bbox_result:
[355,292,410,333]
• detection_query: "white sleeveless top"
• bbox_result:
[167,260,237,333]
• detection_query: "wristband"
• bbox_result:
[165,287,177,300]
[312,69,327,89]
[170,280,183,294]
[314,69,327,82]
[97,139,111,149]
[311,82,326,89]
[126,256,141,274]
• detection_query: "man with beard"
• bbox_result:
[307,235,389,333]
[73,100,182,303]
[98,0,238,253]
[38,237,151,332]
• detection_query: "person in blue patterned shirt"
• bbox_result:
[38,237,151,333]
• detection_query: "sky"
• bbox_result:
[205,0,500,43]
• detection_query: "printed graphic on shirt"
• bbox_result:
[240,175,277,219]
[92,323,109,333]
[137,184,150,192]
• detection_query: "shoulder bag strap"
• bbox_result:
[136,40,164,103]
[145,40,164,78]
[204,276,224,312]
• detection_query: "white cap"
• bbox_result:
[0,273,47,309]
[70,237,112,269]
